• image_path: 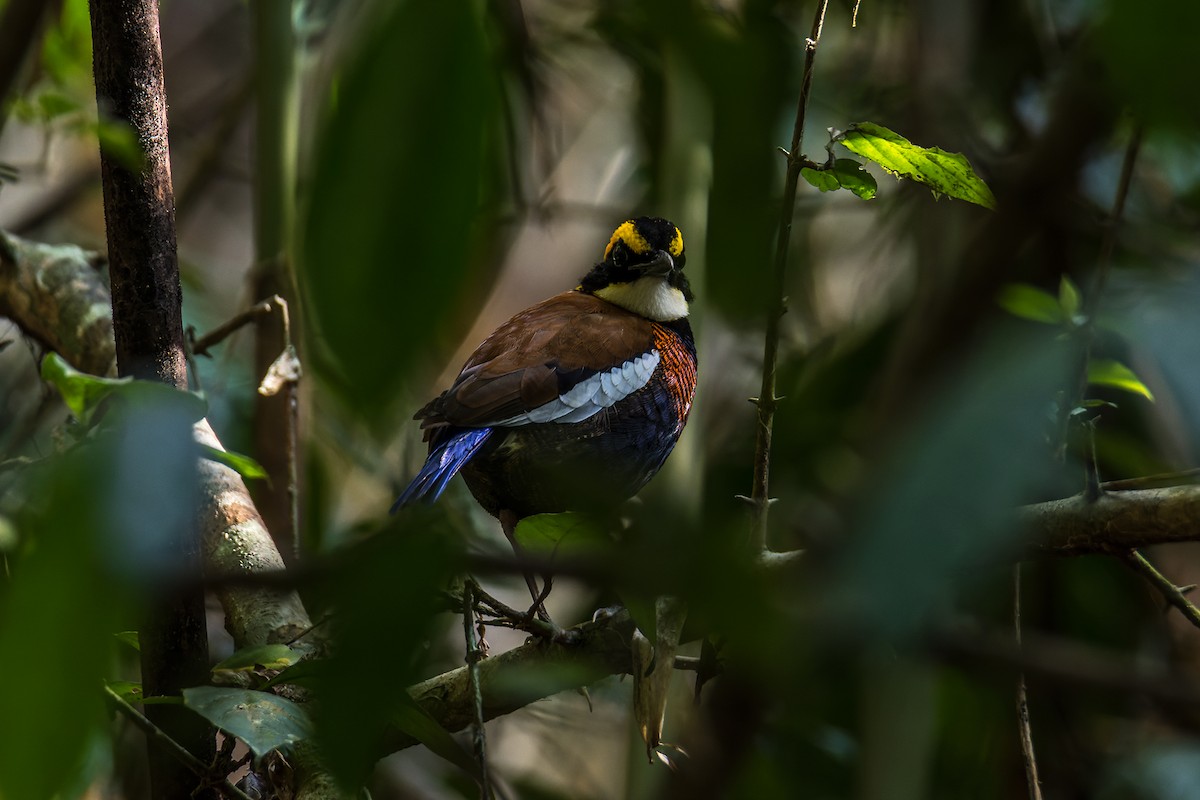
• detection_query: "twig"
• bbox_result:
[190,296,284,357]
[1121,550,1200,631]
[1013,564,1044,800]
[1057,124,1143,466]
[102,685,255,800]
[1102,468,1200,491]
[465,579,565,641]
[749,0,830,554]
[463,582,494,800]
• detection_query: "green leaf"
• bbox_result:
[40,353,206,425]
[301,0,501,422]
[40,352,131,422]
[801,166,841,193]
[113,631,140,652]
[105,680,143,704]
[513,512,610,560]
[1058,275,1082,320]
[800,159,878,200]
[1087,359,1155,401]
[998,284,1064,324]
[838,122,996,209]
[212,645,299,675]
[392,693,481,779]
[182,687,312,758]
[200,445,268,481]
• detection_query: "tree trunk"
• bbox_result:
[87,0,214,795]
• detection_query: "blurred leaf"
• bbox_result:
[830,330,1072,636]
[0,435,127,799]
[200,445,268,481]
[83,117,145,172]
[212,645,300,675]
[182,687,312,759]
[802,159,878,200]
[311,514,455,786]
[1059,275,1082,320]
[113,630,140,652]
[392,692,481,779]
[1098,0,1200,132]
[513,512,609,560]
[36,90,79,120]
[0,515,16,552]
[839,123,996,209]
[41,0,93,85]
[301,0,501,423]
[998,283,1064,324]
[1087,359,1154,401]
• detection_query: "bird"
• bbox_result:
[392,216,698,614]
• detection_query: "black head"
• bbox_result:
[578,217,693,304]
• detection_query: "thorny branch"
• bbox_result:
[749,0,831,554]
[1121,550,1200,632]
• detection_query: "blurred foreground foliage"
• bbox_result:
[3,0,1200,797]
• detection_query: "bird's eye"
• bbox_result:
[610,242,629,267]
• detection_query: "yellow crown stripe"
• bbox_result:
[603,220,685,260]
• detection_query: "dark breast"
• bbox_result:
[461,318,697,518]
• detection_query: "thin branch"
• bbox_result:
[102,685,255,800]
[749,0,831,554]
[1120,550,1200,631]
[1013,565,1044,800]
[462,582,494,800]
[1057,124,1144,465]
[190,296,284,356]
[1102,468,1200,491]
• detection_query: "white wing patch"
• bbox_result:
[495,351,661,427]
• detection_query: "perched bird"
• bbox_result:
[393,217,698,608]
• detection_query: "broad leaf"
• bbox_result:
[839,122,996,208]
[1087,360,1154,401]
[393,693,481,778]
[513,512,609,560]
[212,645,299,675]
[802,158,878,200]
[182,686,312,758]
[998,284,1063,324]
[40,352,207,426]
[200,445,268,481]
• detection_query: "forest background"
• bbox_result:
[2,0,1200,798]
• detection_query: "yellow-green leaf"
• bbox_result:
[839,122,996,209]
[1087,359,1154,401]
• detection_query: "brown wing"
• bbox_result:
[416,291,656,430]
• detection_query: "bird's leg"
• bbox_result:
[499,509,552,622]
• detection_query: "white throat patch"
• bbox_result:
[594,276,689,321]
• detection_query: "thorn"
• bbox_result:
[734,494,754,505]
[1181,584,1197,596]
[774,395,786,402]
[777,146,791,158]
[748,396,760,405]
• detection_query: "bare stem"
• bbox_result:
[462,582,494,799]
[102,685,255,800]
[1013,564,1044,800]
[749,0,831,554]
[1121,550,1200,631]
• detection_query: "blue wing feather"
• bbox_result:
[391,427,493,513]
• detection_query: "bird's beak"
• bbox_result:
[641,250,675,277]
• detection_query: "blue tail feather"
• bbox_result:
[391,428,493,514]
